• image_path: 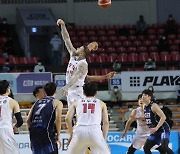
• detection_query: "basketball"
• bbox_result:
[98,0,111,9]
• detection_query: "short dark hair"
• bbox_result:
[138,94,142,100]
[44,82,57,96]
[83,82,98,97]
[33,86,43,97]
[142,89,153,99]
[0,80,9,95]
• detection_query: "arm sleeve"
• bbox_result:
[14,112,23,127]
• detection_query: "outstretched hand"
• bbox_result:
[105,71,116,79]
[57,19,65,26]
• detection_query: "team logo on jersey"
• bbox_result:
[3,100,7,104]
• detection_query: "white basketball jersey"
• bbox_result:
[66,56,88,88]
[76,97,102,126]
[0,96,13,129]
[135,107,150,136]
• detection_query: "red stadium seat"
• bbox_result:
[95,53,107,63]
[168,34,176,40]
[134,67,144,71]
[73,42,81,48]
[69,31,76,36]
[128,35,137,41]
[143,40,152,46]
[97,30,106,36]
[118,36,127,41]
[160,52,171,62]
[90,68,101,76]
[127,47,136,52]
[117,53,128,62]
[173,39,180,45]
[79,36,88,42]
[170,45,179,51]
[77,31,85,36]
[71,36,78,43]
[147,29,156,35]
[75,26,83,31]
[107,30,116,36]
[0,57,6,64]
[99,36,108,42]
[86,30,96,36]
[112,41,122,48]
[149,52,160,61]
[170,51,180,61]
[107,53,117,63]
[101,68,111,75]
[148,35,157,40]
[132,40,142,47]
[106,47,116,53]
[103,41,112,48]
[89,36,98,42]
[138,46,147,53]
[122,41,132,47]
[97,47,105,53]
[151,40,159,46]
[128,53,138,62]
[148,46,158,52]
[9,56,19,65]
[139,52,148,62]
[157,28,165,35]
[117,47,126,53]
[137,35,144,41]
[87,55,95,64]
[108,36,117,41]
[84,25,94,31]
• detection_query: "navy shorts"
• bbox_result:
[148,130,170,145]
[30,127,58,154]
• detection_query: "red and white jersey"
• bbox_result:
[76,97,102,126]
[66,56,88,88]
[0,96,13,129]
[135,107,150,136]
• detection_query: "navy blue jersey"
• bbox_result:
[30,97,56,132]
[144,101,170,132]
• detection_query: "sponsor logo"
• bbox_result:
[129,76,140,87]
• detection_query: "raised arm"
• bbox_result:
[121,109,136,138]
[101,101,109,139]
[57,19,76,56]
[86,71,115,82]
[62,62,88,95]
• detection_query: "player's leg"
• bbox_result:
[90,127,110,154]
[127,144,137,154]
[0,128,19,154]
[161,137,173,154]
[143,139,157,154]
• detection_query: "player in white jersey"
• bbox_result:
[57,19,115,108]
[65,82,110,154]
[121,94,150,154]
[0,80,23,154]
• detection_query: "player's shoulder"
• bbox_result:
[54,99,63,107]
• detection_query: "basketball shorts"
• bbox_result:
[0,128,19,154]
[30,127,58,154]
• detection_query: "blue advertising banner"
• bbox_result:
[0,73,52,93]
[54,75,66,91]
[109,73,121,90]
[107,131,179,154]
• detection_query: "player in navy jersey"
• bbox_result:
[142,89,173,154]
[27,82,63,154]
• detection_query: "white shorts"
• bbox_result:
[67,125,111,154]
[67,87,84,108]
[0,128,20,154]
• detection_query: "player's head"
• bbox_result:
[76,42,98,58]
[44,82,57,96]
[137,94,143,107]
[33,86,46,100]
[142,89,153,104]
[0,80,10,95]
[83,82,98,97]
